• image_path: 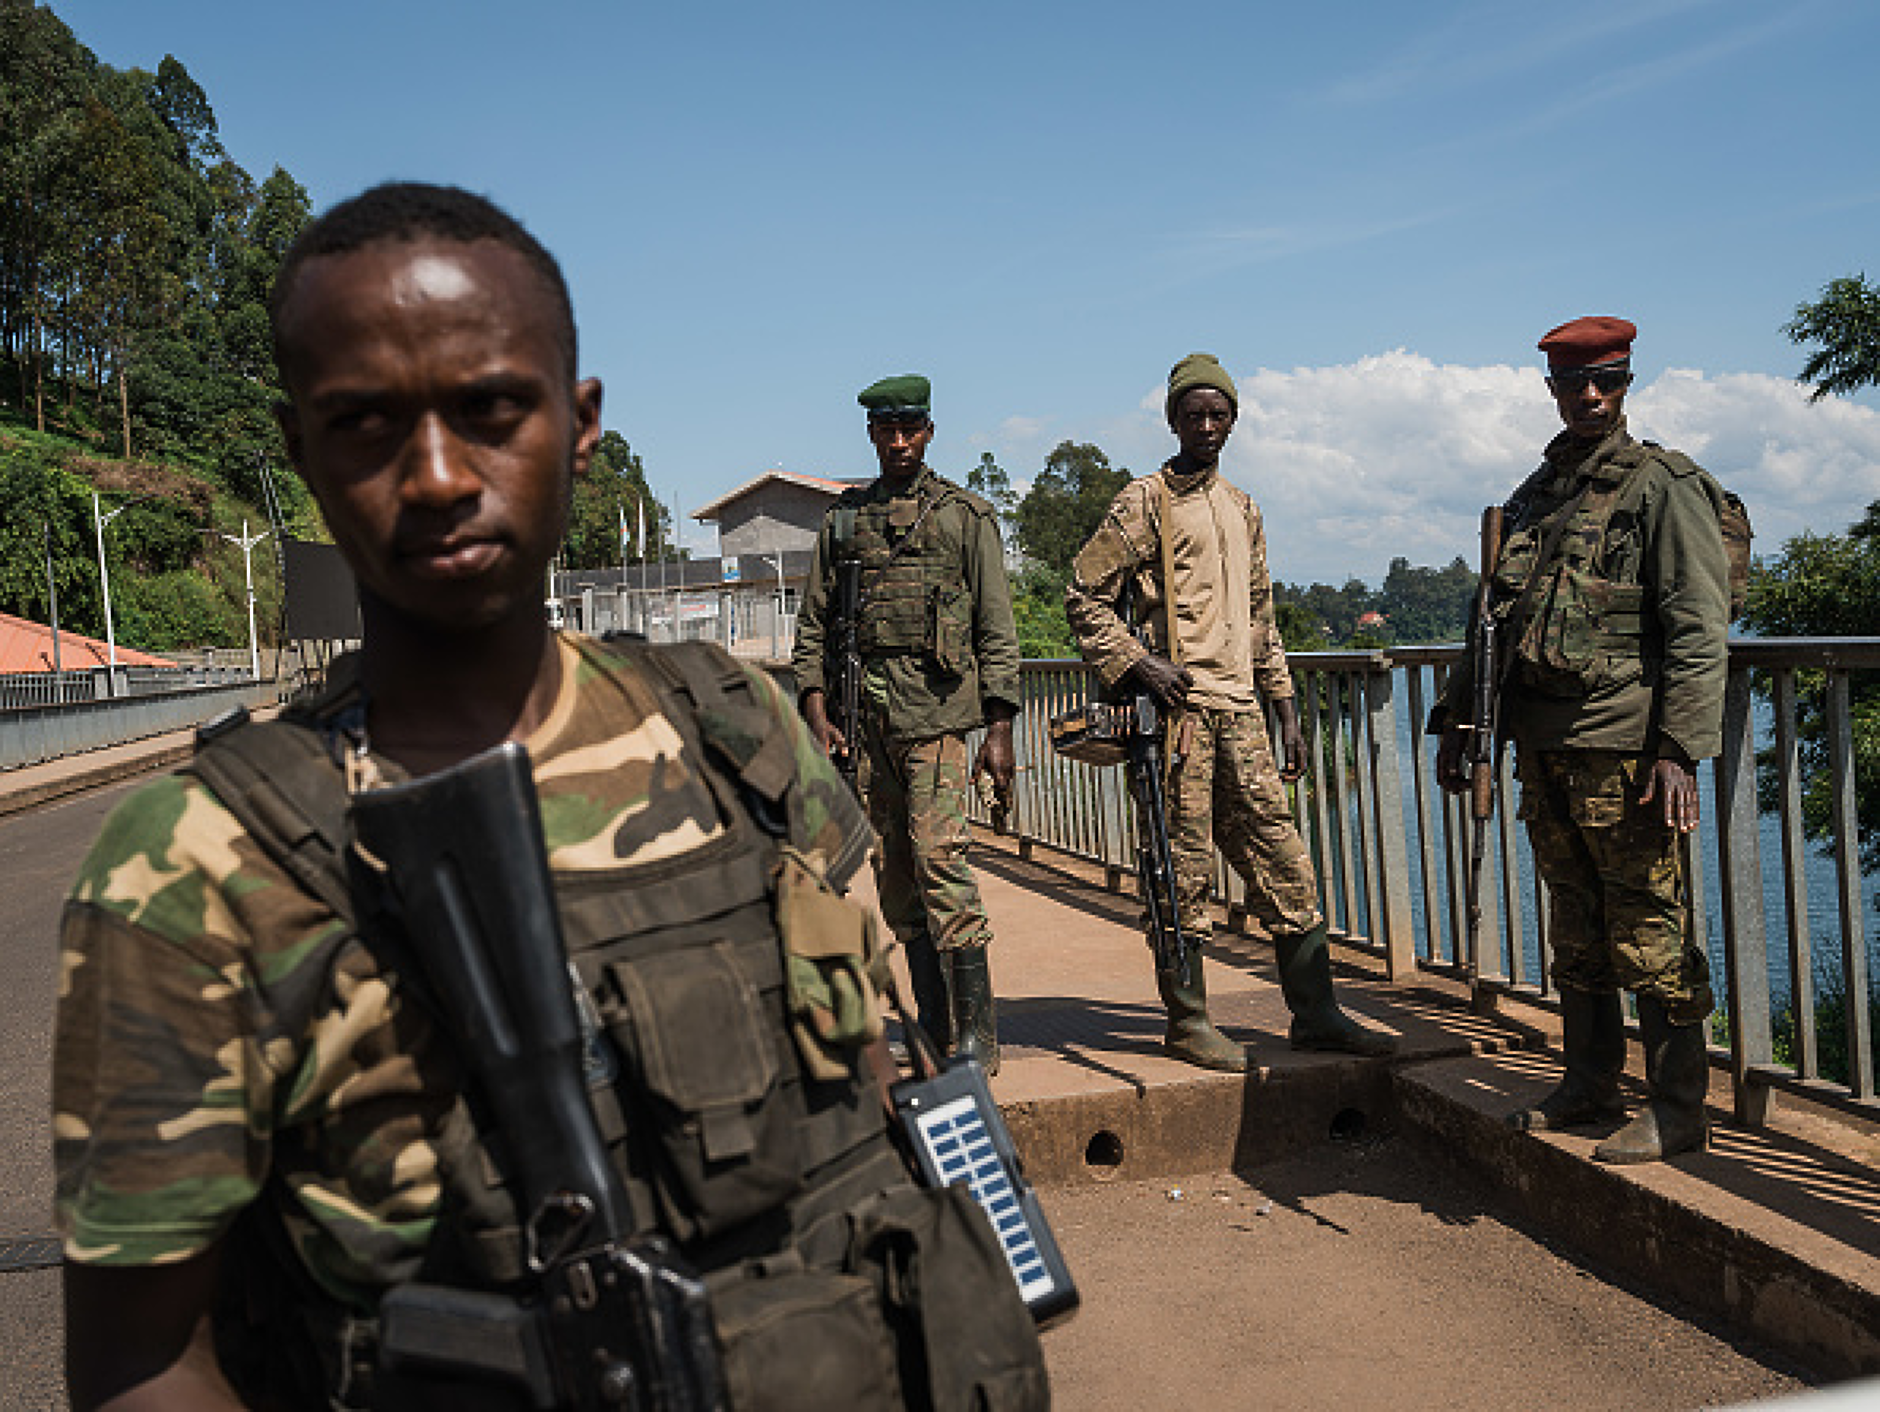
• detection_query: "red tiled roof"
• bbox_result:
[0,610,176,674]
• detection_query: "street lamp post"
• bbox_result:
[220,519,271,681]
[91,489,161,694]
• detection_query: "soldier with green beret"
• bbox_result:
[793,374,1022,1074]
[1432,315,1734,1165]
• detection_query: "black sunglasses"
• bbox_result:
[1549,367,1630,394]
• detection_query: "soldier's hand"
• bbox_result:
[973,714,1017,794]
[1436,727,1469,794]
[800,690,850,763]
[1272,697,1308,782]
[1640,757,1700,833]
[1131,655,1193,711]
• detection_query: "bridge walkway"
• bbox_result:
[928,833,1880,1393]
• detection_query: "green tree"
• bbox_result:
[1745,501,1880,873]
[1786,275,1880,402]
[1013,440,1130,574]
[564,430,665,569]
[967,450,1016,537]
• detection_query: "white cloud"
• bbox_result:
[1089,351,1880,586]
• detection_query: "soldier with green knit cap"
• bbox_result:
[793,374,1022,1074]
[1066,353,1397,1071]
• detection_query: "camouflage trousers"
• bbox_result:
[1517,748,1715,1024]
[860,711,993,956]
[1154,706,1322,946]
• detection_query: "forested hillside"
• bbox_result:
[0,0,309,650]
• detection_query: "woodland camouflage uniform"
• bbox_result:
[794,453,1021,1071]
[1432,313,1733,1166]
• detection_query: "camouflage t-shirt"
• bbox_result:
[52,635,873,1307]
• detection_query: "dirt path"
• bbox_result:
[1039,1134,1813,1412]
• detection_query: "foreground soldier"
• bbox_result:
[1432,316,1730,1164]
[792,376,1021,1074]
[53,184,1045,1410]
[1066,353,1396,1071]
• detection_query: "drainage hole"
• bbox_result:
[1083,1130,1125,1174]
[1328,1108,1368,1142]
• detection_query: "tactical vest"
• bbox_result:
[186,640,1047,1412]
[1491,441,1749,697]
[836,476,975,677]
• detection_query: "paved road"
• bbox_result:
[1,778,135,1411]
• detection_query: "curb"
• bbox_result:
[0,743,193,820]
[1393,1061,1880,1382]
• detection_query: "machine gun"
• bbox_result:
[1119,586,1197,989]
[1461,506,1505,968]
[827,557,864,792]
[1047,584,1193,987]
[350,744,727,1412]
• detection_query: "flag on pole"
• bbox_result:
[618,503,629,567]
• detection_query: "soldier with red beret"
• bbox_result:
[1431,316,1733,1164]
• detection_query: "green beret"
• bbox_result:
[859,374,932,421]
[1165,352,1238,422]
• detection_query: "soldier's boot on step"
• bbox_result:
[1594,995,1711,1164]
[1156,954,1249,1072]
[947,944,1000,1077]
[1274,922,1398,1057]
[904,933,954,1058]
[1506,987,1627,1132]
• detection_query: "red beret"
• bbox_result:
[1537,316,1636,370]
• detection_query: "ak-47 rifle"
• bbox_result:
[1119,582,1195,989]
[350,744,727,1412]
[1462,506,1505,966]
[828,557,864,792]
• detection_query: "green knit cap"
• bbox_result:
[858,374,932,422]
[1165,352,1237,422]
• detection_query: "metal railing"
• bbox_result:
[1,677,281,771]
[0,664,257,712]
[985,640,1880,1128]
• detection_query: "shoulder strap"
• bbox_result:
[184,713,356,922]
[594,637,798,812]
[1154,473,1184,666]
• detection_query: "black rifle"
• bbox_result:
[1461,506,1505,967]
[828,557,864,791]
[1116,584,1195,989]
[350,744,727,1412]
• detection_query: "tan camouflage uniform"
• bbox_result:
[1067,460,1321,946]
[53,634,872,1303]
[1432,421,1729,1021]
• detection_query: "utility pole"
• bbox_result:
[220,519,271,680]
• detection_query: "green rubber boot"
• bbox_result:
[905,933,953,1056]
[1156,956,1249,1072]
[1274,922,1398,1057]
[947,945,1000,1077]
[1506,988,1627,1132]
[1594,996,1710,1165]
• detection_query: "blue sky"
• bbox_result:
[51,0,1880,582]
